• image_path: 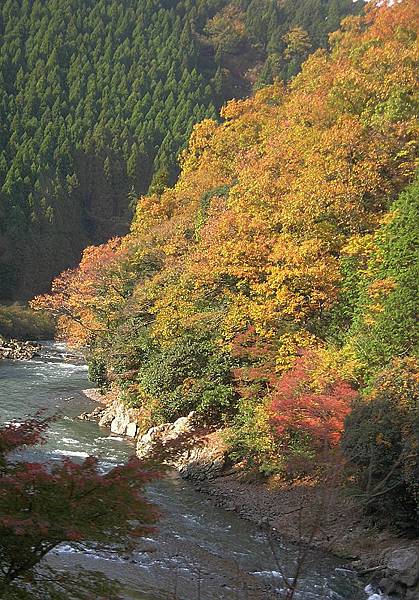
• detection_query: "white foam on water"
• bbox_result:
[55,362,88,371]
[95,435,124,442]
[55,544,78,554]
[251,570,282,578]
[53,449,90,458]
[78,547,126,563]
[365,584,389,599]
[60,438,80,445]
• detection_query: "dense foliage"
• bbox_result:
[34,0,418,528]
[0,416,158,597]
[0,0,216,299]
[0,0,360,300]
[346,179,419,381]
[0,304,54,340]
[342,358,419,533]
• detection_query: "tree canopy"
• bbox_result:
[0,416,158,597]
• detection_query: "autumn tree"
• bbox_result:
[0,0,360,300]
[342,358,419,532]
[269,351,357,469]
[0,416,158,597]
[30,238,128,346]
[204,4,247,57]
[228,336,357,475]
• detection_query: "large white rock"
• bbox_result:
[126,422,137,438]
[136,413,227,479]
[98,404,117,427]
[110,411,130,435]
[136,412,196,460]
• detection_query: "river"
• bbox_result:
[0,343,374,599]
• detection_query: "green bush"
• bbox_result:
[348,180,419,381]
[137,331,238,424]
[88,356,108,389]
[0,304,55,340]
[342,357,419,533]
[225,396,281,476]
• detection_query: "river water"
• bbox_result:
[0,343,372,600]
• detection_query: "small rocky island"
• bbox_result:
[0,338,41,360]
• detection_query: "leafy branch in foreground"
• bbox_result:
[0,416,159,597]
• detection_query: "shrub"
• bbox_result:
[136,331,238,424]
[225,397,280,476]
[342,357,419,532]
[87,356,108,389]
[0,304,54,340]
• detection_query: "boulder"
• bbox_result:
[79,395,141,438]
[110,411,130,435]
[0,339,41,360]
[98,404,118,427]
[136,412,196,460]
[136,414,227,480]
[386,547,419,588]
[177,434,227,481]
[78,406,104,421]
[377,577,404,597]
[126,422,137,438]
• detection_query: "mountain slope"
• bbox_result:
[0,0,361,299]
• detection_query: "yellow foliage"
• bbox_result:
[275,331,318,372]
[35,0,418,388]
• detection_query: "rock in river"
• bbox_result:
[0,338,40,360]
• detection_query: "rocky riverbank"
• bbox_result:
[0,338,41,360]
[198,474,419,600]
[80,390,419,599]
[79,392,227,478]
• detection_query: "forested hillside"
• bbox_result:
[0,0,360,299]
[35,1,418,530]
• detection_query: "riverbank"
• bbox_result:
[197,473,419,599]
[0,303,54,341]
[81,389,419,599]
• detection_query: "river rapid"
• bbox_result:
[0,343,374,600]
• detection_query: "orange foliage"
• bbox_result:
[35,0,418,367]
[31,238,124,346]
[269,351,357,448]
